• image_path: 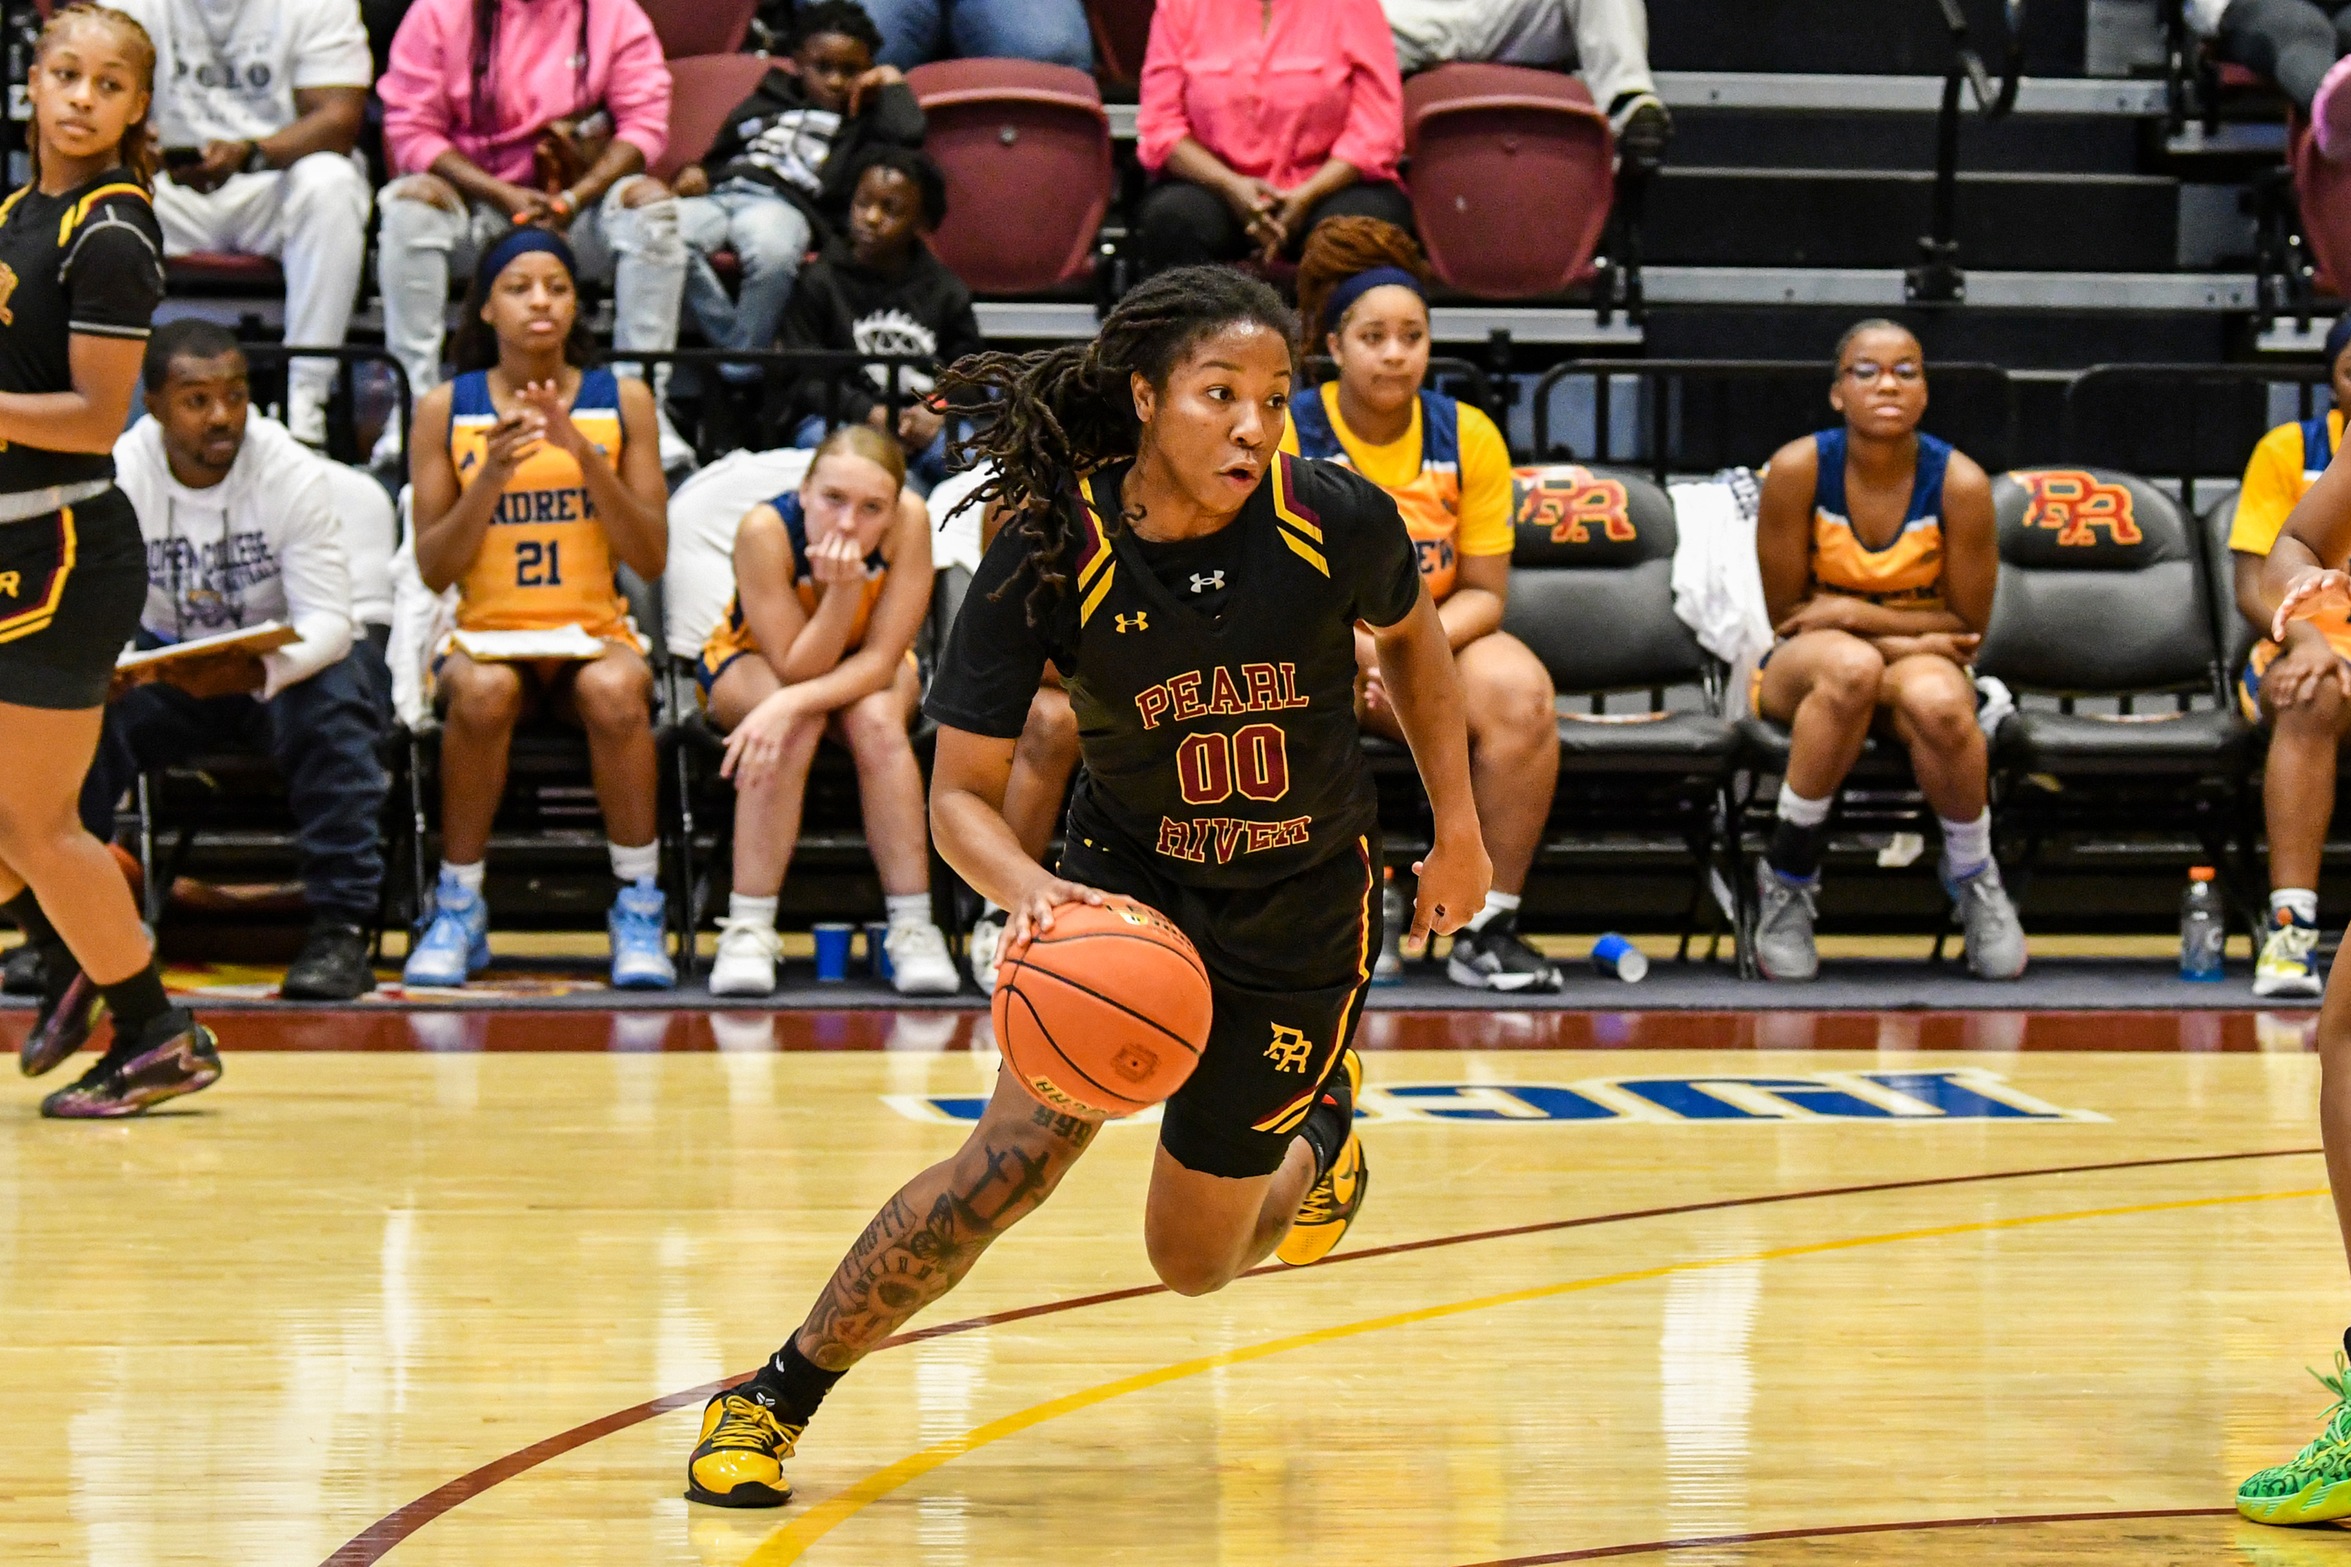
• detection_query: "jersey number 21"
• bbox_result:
[516,540,564,587]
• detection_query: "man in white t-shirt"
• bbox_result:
[81,320,390,1002]
[114,0,374,448]
[1382,0,1672,172]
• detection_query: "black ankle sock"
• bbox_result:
[1296,1074,1353,1183]
[98,965,172,1041]
[747,1340,844,1429]
[1766,816,1829,881]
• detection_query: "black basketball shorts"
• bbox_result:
[1057,813,1381,1180]
[0,488,148,711]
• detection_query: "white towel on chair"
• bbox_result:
[1669,471,1773,714]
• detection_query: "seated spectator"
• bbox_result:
[81,320,387,1002]
[2208,0,2351,153]
[674,1,924,425]
[1751,320,2025,983]
[115,0,373,448]
[1135,0,1410,275]
[376,0,687,467]
[860,0,1092,71]
[1286,219,1562,991]
[403,229,673,991]
[696,425,957,997]
[1382,0,1672,172]
[781,148,979,495]
[2228,311,2351,996]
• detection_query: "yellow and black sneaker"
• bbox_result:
[685,1390,801,1508]
[1277,1047,1367,1267]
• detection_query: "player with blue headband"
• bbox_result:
[1284,215,1565,995]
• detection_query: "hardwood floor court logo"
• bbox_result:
[885,1067,2104,1126]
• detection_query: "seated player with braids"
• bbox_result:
[697,425,959,998]
[1285,216,1563,991]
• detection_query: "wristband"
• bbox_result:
[549,190,579,221]
[239,141,269,174]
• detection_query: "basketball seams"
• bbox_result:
[1024,901,1212,989]
[1024,927,1213,994]
[1008,963,1208,1061]
[1001,978,1148,1115]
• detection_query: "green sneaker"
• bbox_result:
[2240,1354,2351,1525]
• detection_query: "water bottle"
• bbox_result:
[1373,867,1406,984]
[2179,866,2225,982]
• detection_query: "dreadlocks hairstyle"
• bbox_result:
[938,266,1297,626]
[790,0,885,56]
[473,0,590,140]
[27,4,159,190]
[1294,216,1431,347]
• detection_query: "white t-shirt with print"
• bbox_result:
[115,0,372,148]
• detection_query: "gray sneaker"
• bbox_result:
[1947,858,2028,979]
[1751,860,1820,981]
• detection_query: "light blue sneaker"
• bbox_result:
[403,874,490,988]
[608,877,675,990]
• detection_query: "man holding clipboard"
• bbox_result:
[76,319,387,1000]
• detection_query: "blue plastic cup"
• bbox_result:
[1591,932,1649,982]
[865,921,895,983]
[813,922,854,983]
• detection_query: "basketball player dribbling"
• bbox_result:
[685,266,1491,1507]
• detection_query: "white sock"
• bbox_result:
[886,893,931,927]
[1776,789,1832,827]
[442,860,485,896]
[1940,811,1992,878]
[728,893,778,929]
[1466,889,1521,933]
[2273,888,2321,926]
[609,839,659,885]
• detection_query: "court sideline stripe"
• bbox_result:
[1445,1506,2239,1563]
[744,1185,2324,1562]
[317,1144,2317,1567]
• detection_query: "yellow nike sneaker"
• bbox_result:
[685,1390,800,1508]
[1276,1047,1366,1267]
[2239,1354,2351,1526]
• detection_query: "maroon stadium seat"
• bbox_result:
[638,0,755,60]
[167,252,284,288]
[653,53,775,185]
[2290,114,2350,294]
[1403,63,1613,299]
[907,60,1111,294]
[1085,0,1155,88]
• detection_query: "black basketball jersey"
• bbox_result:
[0,171,164,495]
[927,452,1421,889]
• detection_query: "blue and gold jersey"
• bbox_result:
[447,368,633,640]
[699,490,891,686]
[1808,425,1953,609]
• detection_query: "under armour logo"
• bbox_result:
[1264,1024,1313,1073]
[1115,612,1148,634]
[1189,571,1225,594]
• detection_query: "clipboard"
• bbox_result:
[115,620,299,672]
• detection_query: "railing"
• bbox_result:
[2059,361,2333,513]
[233,345,411,469]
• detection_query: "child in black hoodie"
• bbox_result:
[675,2,926,388]
[783,147,982,494]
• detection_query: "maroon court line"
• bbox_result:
[319,1146,2319,1566]
[1448,1506,2243,1564]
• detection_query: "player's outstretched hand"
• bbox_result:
[1002,880,1110,950]
[1409,833,1493,945]
[2275,567,2351,641]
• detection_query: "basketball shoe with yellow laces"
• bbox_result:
[2239,1346,2351,1525]
[685,1389,802,1508]
[1277,1046,1366,1266]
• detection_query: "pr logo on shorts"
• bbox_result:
[1115,611,1149,634]
[1264,1024,1313,1073]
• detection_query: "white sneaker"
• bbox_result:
[656,405,697,475]
[967,910,1007,995]
[708,917,780,996]
[886,919,961,996]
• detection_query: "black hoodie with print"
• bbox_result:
[780,235,984,427]
[703,67,926,238]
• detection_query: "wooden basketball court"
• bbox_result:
[4,1006,2346,1565]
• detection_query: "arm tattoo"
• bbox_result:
[796,1117,1093,1370]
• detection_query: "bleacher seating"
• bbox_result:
[652,54,774,187]
[638,0,757,61]
[1401,64,1614,299]
[1084,0,1155,89]
[906,60,1113,296]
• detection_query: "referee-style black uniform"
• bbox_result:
[0,170,165,710]
[925,452,1421,1180]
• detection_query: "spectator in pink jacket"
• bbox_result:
[375,0,688,466]
[1134,0,1410,276]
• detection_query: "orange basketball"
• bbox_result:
[991,898,1213,1117]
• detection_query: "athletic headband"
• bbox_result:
[2326,311,2351,374]
[1324,265,1424,332]
[480,225,578,289]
